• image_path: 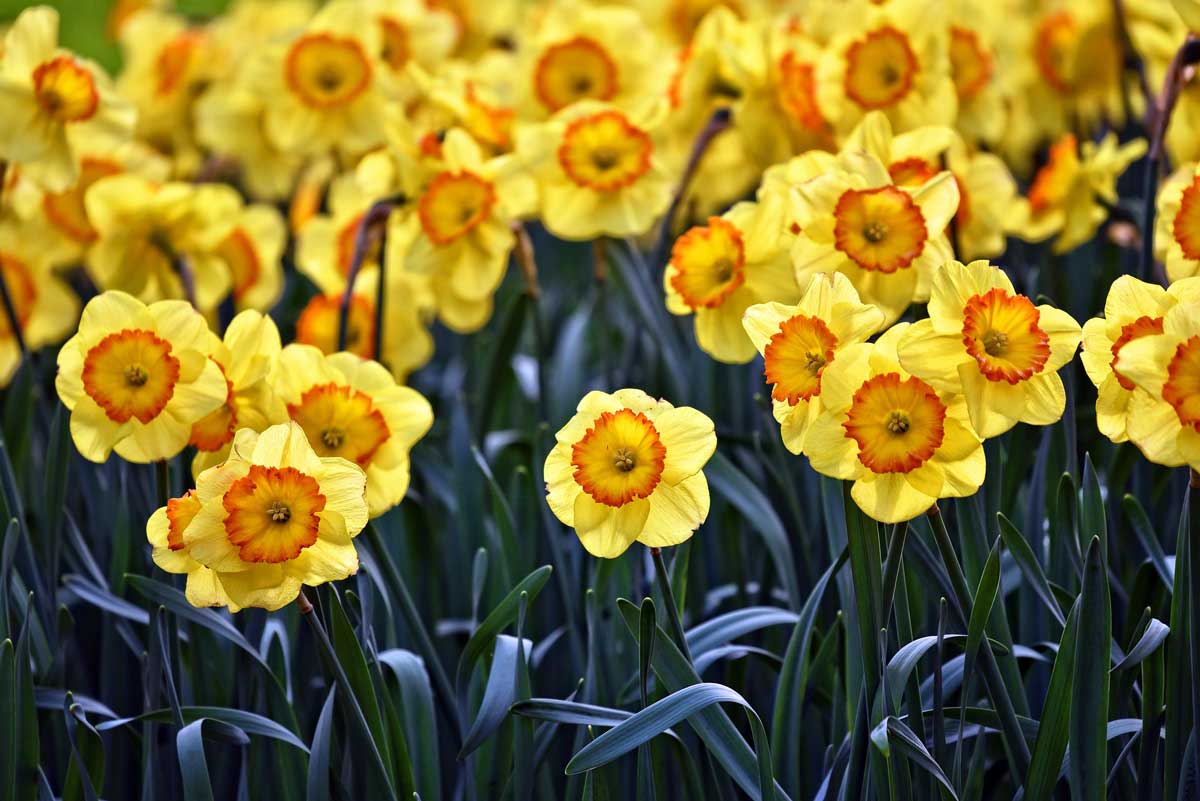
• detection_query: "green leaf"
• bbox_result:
[616,599,792,801]
[378,650,442,801]
[62,697,104,801]
[997,514,1066,626]
[96,706,309,752]
[459,635,531,758]
[457,565,552,692]
[1025,600,1080,801]
[565,681,775,801]
[686,607,798,658]
[176,719,249,801]
[705,451,801,610]
[869,716,958,799]
[305,689,337,801]
[1069,538,1111,801]
[1079,455,1107,557]
[327,590,396,782]
[1120,495,1173,589]
[1110,619,1169,672]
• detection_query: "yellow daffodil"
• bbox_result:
[664,197,800,364]
[544,388,715,558]
[363,0,457,80]
[945,137,1019,261]
[215,204,287,313]
[55,291,227,463]
[946,2,1010,147]
[294,265,435,383]
[517,2,665,119]
[896,259,1081,439]
[116,8,217,174]
[1155,162,1200,283]
[1174,0,1200,29]
[742,271,884,454]
[147,489,234,610]
[789,149,958,325]
[1007,133,1146,253]
[274,345,433,518]
[1081,275,1200,446]
[662,7,765,216]
[296,173,385,298]
[805,323,985,524]
[1113,298,1200,468]
[190,310,287,477]
[250,0,392,160]
[0,6,135,192]
[165,421,368,611]
[6,138,169,269]
[815,0,957,138]
[517,100,672,241]
[84,174,242,312]
[0,220,79,385]
[397,128,533,332]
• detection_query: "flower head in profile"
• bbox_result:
[1111,296,1200,469]
[544,389,715,558]
[0,6,135,191]
[1154,162,1200,283]
[152,421,368,611]
[0,219,80,386]
[789,148,958,325]
[664,197,800,364]
[896,260,1081,439]
[1007,133,1146,253]
[55,291,227,463]
[1081,276,1200,447]
[515,100,672,241]
[190,310,287,478]
[742,272,885,455]
[274,345,433,518]
[805,324,985,523]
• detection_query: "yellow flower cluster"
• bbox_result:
[53,290,431,610]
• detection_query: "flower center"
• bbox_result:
[763,314,839,405]
[1109,315,1165,391]
[267,500,291,522]
[949,26,993,100]
[418,171,497,245]
[82,329,181,424]
[557,110,653,192]
[287,382,391,467]
[777,52,824,131]
[1163,335,1200,430]
[295,293,376,359]
[223,465,326,563]
[32,56,99,123]
[1174,176,1200,261]
[885,410,910,434]
[1028,134,1079,214]
[668,217,747,309]
[843,26,918,110]
[961,287,1050,383]
[833,186,927,273]
[533,36,619,112]
[571,409,666,507]
[285,33,373,109]
[843,372,947,474]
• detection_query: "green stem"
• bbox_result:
[926,505,1031,779]
[154,460,170,509]
[649,546,693,664]
[1189,470,1200,746]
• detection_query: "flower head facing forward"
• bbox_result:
[743,272,884,455]
[151,422,368,611]
[896,260,1081,439]
[56,291,226,463]
[805,324,984,523]
[544,389,715,558]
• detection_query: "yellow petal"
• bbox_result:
[637,473,709,548]
[896,319,966,391]
[573,494,648,558]
[315,457,368,534]
[653,406,716,485]
[1037,305,1082,372]
[851,473,935,524]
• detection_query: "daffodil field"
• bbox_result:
[9,0,1200,800]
